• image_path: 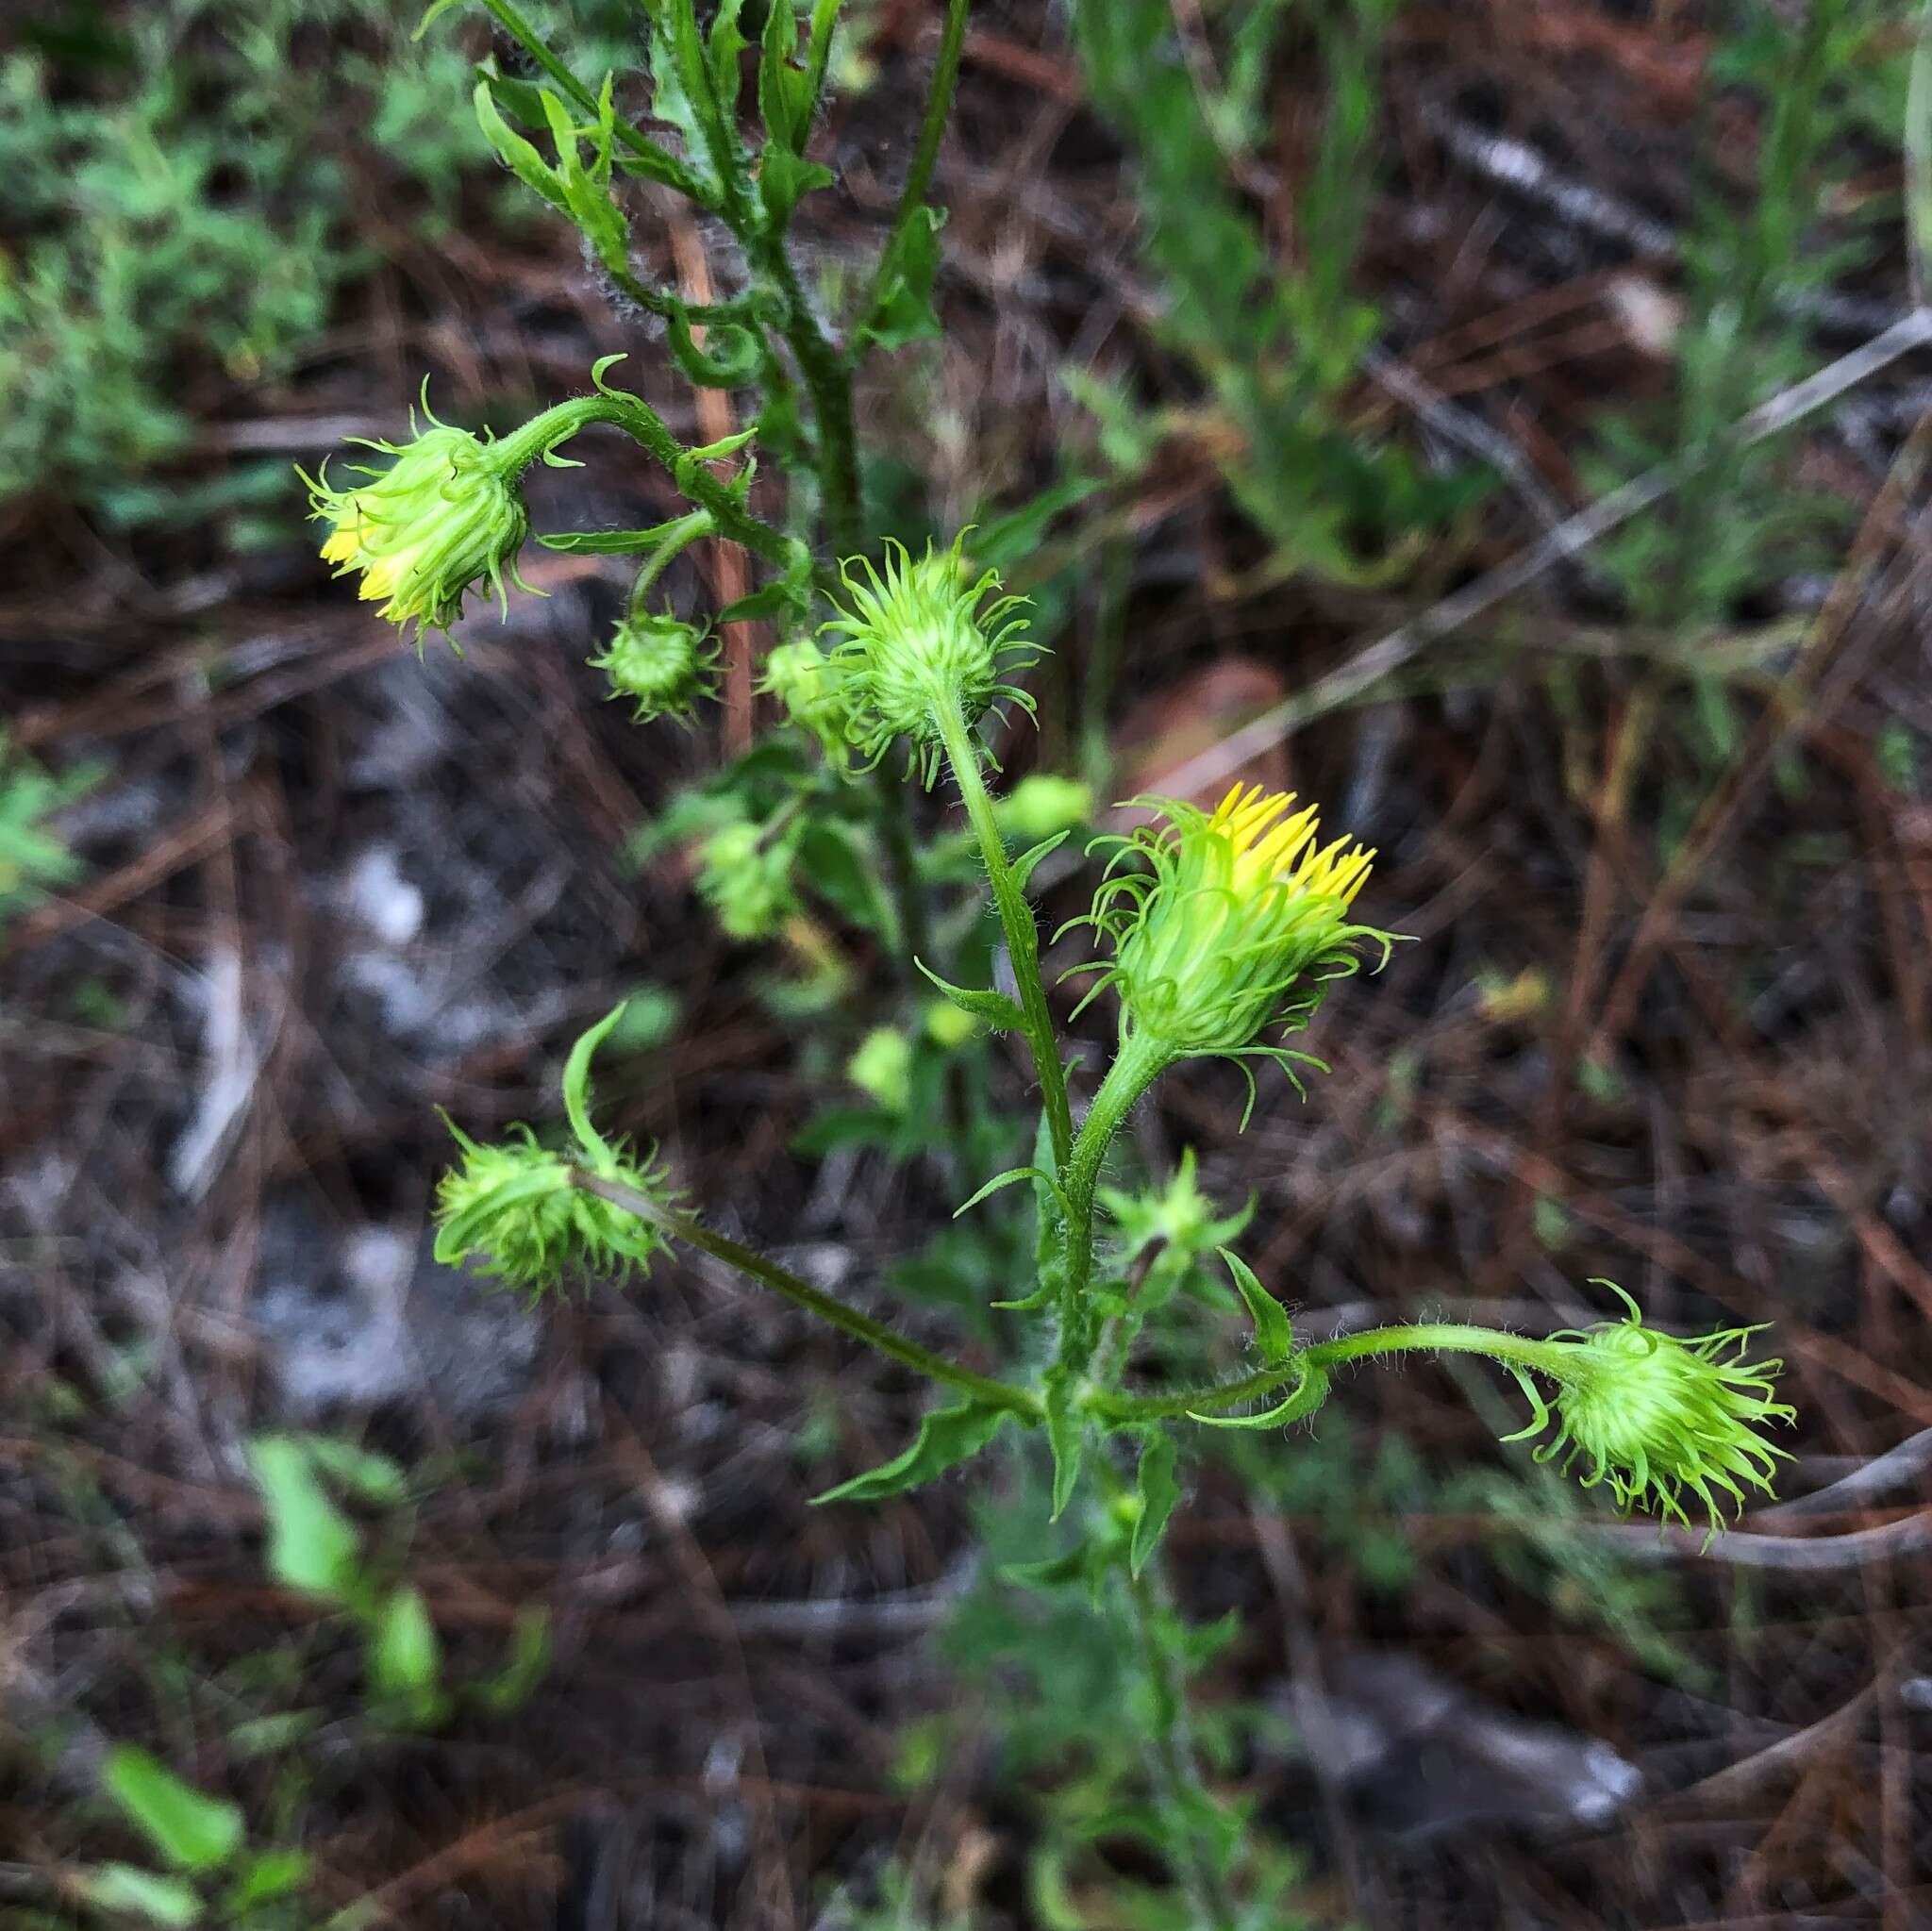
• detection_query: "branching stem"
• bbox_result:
[576,1172,1044,1422]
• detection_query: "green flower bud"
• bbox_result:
[307,417,532,640]
[759,639,851,762]
[848,1025,913,1111]
[922,997,978,1051]
[1079,783,1398,1071]
[591,610,719,724]
[994,773,1093,844]
[433,1004,677,1296]
[433,1124,670,1295]
[1509,1284,1794,1539]
[821,537,1040,782]
[696,818,799,941]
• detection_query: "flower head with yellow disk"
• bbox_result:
[1507,1282,1794,1541]
[1074,784,1398,1106]
[306,404,537,641]
[820,537,1040,784]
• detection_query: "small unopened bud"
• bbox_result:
[1509,1284,1794,1540]
[591,611,718,724]
[433,1124,669,1296]
[308,419,530,640]
[821,537,1039,782]
[758,639,850,762]
[433,1004,678,1296]
[696,819,798,941]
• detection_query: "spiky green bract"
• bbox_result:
[820,536,1041,785]
[433,1004,676,1297]
[308,412,532,641]
[1510,1283,1794,1540]
[433,1124,670,1296]
[758,638,850,763]
[1072,784,1398,1103]
[591,611,719,724]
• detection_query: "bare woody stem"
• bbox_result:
[575,1171,1045,1423]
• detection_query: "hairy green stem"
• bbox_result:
[576,1172,1044,1421]
[508,391,790,565]
[1092,1321,1568,1426]
[1059,1028,1171,1309]
[1120,1563,1241,1931]
[934,705,1074,1174]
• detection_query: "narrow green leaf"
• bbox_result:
[1008,830,1070,893]
[758,0,811,150]
[915,959,1024,1033]
[78,1865,204,1926]
[219,1850,311,1917]
[1219,1247,1291,1365]
[954,1166,1059,1220]
[102,1750,243,1874]
[295,1438,407,1507]
[998,1547,1090,1591]
[477,1606,552,1715]
[1190,1361,1332,1431]
[859,206,945,350]
[1044,1373,1084,1521]
[473,79,571,217]
[538,524,700,555]
[758,146,833,225]
[1130,1430,1180,1577]
[245,1438,360,1606]
[367,1585,444,1723]
[812,1400,1010,1504]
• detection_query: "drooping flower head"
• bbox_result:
[433,1006,677,1297]
[1508,1282,1794,1540]
[820,536,1040,783]
[306,407,533,641]
[433,1123,671,1295]
[591,610,719,724]
[1075,784,1397,1084]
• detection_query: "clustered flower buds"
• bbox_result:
[1509,1284,1794,1539]
[591,610,719,724]
[1080,784,1396,1065]
[696,818,799,941]
[308,417,532,639]
[821,537,1039,782]
[433,1006,676,1296]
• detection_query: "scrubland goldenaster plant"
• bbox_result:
[312,3,1796,1917]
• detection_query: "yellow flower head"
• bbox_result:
[306,413,531,641]
[1075,783,1397,1082]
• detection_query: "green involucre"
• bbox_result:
[1510,1284,1794,1538]
[591,610,719,723]
[433,1122,671,1295]
[308,414,532,639]
[820,536,1040,781]
[1073,784,1397,1078]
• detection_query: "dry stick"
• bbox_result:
[1148,308,1932,814]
